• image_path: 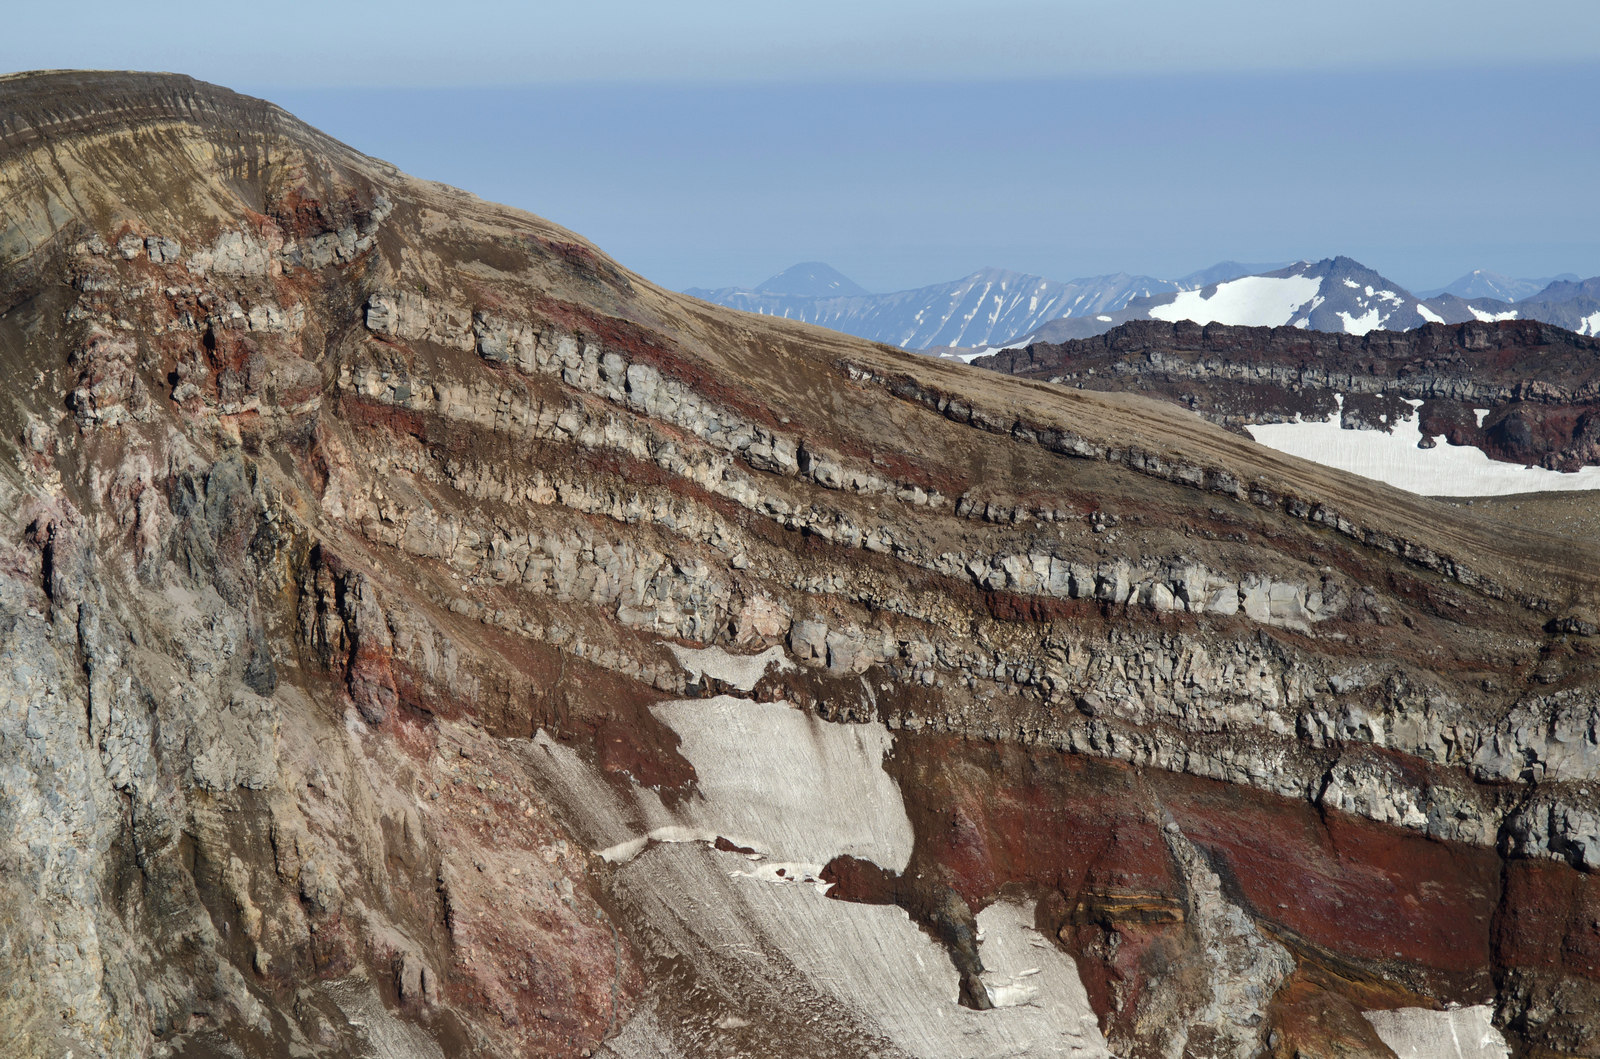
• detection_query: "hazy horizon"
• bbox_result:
[252,67,1600,296]
[6,1,1597,295]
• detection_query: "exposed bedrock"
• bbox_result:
[2,70,1600,1059]
[976,318,1600,472]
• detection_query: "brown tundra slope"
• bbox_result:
[3,71,1600,1059]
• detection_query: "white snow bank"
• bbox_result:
[664,643,793,691]
[1469,307,1518,322]
[651,695,914,870]
[613,846,1113,1059]
[1338,308,1384,334]
[1148,274,1323,327]
[1363,1005,1508,1059]
[960,337,1030,362]
[530,696,914,870]
[537,700,1113,1058]
[523,729,646,854]
[727,859,831,892]
[1250,396,1600,496]
[1578,311,1600,337]
[975,900,1104,1028]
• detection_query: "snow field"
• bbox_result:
[664,642,793,692]
[524,672,1115,1057]
[1363,1006,1508,1059]
[1249,396,1600,496]
[1148,274,1324,327]
[649,695,913,869]
[611,846,1112,1058]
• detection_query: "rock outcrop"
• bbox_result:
[975,318,1600,472]
[2,70,1600,1058]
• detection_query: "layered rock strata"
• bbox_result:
[1,71,1599,1059]
[975,318,1600,473]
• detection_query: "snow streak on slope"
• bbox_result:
[523,678,1113,1059]
[974,900,1107,1019]
[608,847,1113,1059]
[541,693,913,871]
[647,695,913,870]
[1148,275,1324,327]
[1249,398,1600,496]
[1363,1006,1509,1059]
[664,643,793,692]
[687,266,1187,349]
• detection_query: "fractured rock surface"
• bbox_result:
[1,70,1600,1058]
[976,318,1600,478]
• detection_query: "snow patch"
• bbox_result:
[1469,307,1518,322]
[1417,303,1445,324]
[1578,311,1600,336]
[1338,308,1384,334]
[727,860,832,893]
[1363,1006,1508,1059]
[537,697,914,871]
[612,847,1114,1058]
[650,695,914,869]
[598,836,649,864]
[1250,396,1600,496]
[1149,274,1324,327]
[975,900,1103,1026]
[959,336,1030,362]
[665,643,793,692]
[534,705,1114,1057]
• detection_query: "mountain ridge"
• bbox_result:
[3,69,1600,1059]
[974,316,1600,478]
[1417,269,1582,302]
[1006,259,1600,346]
[692,257,1600,351]
[684,260,1289,350]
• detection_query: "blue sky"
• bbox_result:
[6,1,1598,293]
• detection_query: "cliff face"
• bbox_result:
[2,71,1600,1059]
[975,319,1600,472]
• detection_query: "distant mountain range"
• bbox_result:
[684,259,1600,351]
[683,261,1288,350]
[1012,262,1600,347]
[748,262,871,298]
[1417,269,1580,302]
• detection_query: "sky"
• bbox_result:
[5,1,1598,294]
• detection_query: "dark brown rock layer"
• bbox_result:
[975,318,1600,472]
[1,70,1598,1059]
